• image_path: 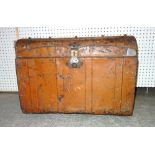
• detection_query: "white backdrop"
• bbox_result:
[0,27,155,91]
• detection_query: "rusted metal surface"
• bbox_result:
[15,36,138,115]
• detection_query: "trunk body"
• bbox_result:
[15,36,138,115]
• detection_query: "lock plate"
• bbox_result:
[67,47,83,68]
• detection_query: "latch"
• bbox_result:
[67,45,83,68]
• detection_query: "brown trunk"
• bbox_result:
[15,36,138,115]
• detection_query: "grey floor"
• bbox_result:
[0,88,155,127]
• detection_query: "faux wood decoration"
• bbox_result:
[15,36,138,115]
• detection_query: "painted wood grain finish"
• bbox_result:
[16,36,138,115]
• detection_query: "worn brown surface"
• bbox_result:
[15,36,138,115]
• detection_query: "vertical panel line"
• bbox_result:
[55,58,59,112]
[26,59,32,111]
[114,58,116,110]
[120,58,124,112]
[85,59,86,112]
[91,58,93,113]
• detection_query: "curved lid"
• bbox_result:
[15,36,138,58]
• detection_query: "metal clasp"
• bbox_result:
[67,45,83,68]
